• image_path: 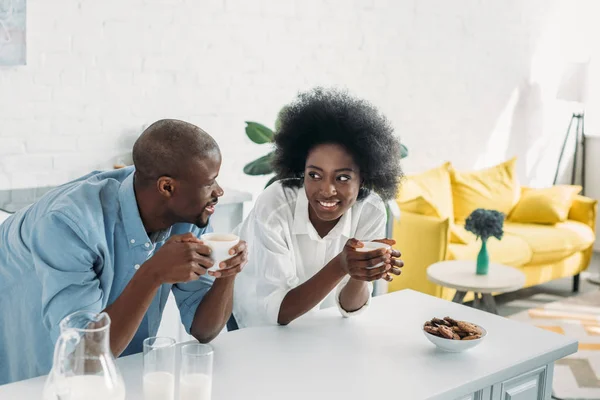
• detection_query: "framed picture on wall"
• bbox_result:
[0,0,26,66]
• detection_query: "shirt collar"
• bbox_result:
[292,187,352,241]
[119,171,171,248]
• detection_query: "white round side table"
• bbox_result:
[426,260,526,314]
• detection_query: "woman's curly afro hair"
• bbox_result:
[273,87,404,201]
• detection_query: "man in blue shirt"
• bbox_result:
[0,119,248,385]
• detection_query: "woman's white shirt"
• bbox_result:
[233,181,387,328]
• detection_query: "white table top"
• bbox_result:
[0,210,10,225]
[218,187,252,205]
[0,184,251,212]
[0,289,576,400]
[427,260,527,293]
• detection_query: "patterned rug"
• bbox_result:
[508,290,600,400]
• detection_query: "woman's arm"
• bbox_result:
[277,256,346,325]
[338,278,371,313]
[277,239,391,325]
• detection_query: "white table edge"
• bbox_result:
[426,261,527,294]
[428,340,579,399]
[426,273,526,294]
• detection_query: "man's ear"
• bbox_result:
[157,176,176,198]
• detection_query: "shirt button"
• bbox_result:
[130,239,136,244]
[145,242,150,248]
[134,264,140,270]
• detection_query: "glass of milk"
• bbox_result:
[179,343,214,400]
[143,336,176,400]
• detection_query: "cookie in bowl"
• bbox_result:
[423,316,486,352]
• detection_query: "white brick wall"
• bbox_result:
[1,0,599,202]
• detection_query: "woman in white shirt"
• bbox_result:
[233,87,404,328]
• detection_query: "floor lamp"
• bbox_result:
[552,112,585,191]
[553,61,591,291]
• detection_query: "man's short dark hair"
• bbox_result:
[132,119,219,185]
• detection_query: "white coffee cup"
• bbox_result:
[200,233,240,272]
[354,241,391,269]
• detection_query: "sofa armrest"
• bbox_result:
[387,211,450,296]
[569,195,598,232]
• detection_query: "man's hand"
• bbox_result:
[143,233,213,284]
[373,238,403,282]
[189,240,247,342]
[337,238,392,282]
[208,240,248,278]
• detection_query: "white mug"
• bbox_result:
[200,233,240,272]
[354,241,391,269]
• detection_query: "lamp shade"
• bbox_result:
[556,61,589,103]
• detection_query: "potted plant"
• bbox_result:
[464,208,505,275]
[242,121,279,188]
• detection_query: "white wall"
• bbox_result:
[1,0,599,205]
[584,135,600,251]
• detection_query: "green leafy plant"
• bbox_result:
[464,208,505,241]
[242,121,278,188]
[243,117,409,188]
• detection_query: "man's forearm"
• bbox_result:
[103,268,161,357]
[277,257,346,325]
[189,276,235,343]
[339,278,369,312]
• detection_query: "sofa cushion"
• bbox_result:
[449,223,477,244]
[504,221,595,265]
[447,234,532,267]
[450,157,521,222]
[396,180,442,217]
[397,162,454,224]
[508,185,582,224]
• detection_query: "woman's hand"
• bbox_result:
[208,240,248,278]
[338,238,392,281]
[372,238,403,282]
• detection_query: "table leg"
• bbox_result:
[473,292,481,309]
[481,294,498,314]
[452,290,467,303]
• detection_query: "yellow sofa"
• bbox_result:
[388,159,598,301]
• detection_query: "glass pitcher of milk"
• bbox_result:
[43,311,126,400]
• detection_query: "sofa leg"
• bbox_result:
[573,274,580,292]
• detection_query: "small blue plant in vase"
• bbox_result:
[464,208,505,275]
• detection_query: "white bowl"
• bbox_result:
[423,324,487,352]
